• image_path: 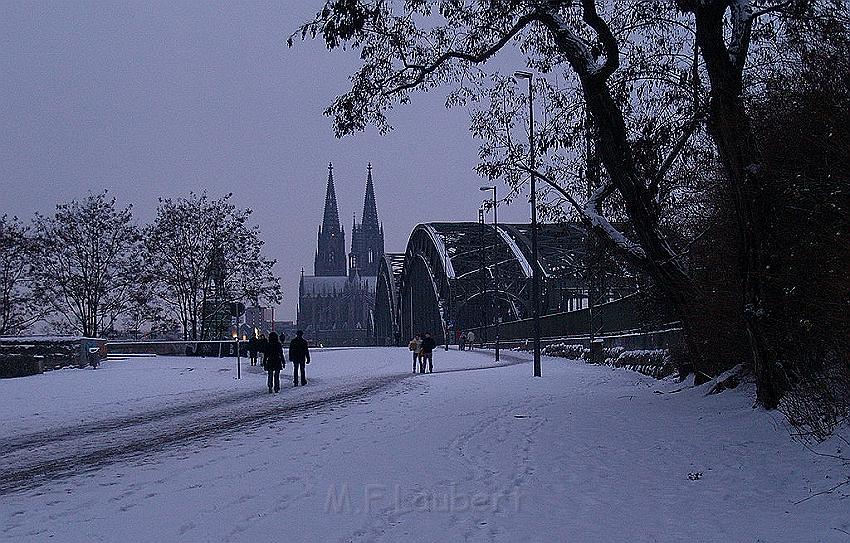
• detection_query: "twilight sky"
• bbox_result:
[0,1,530,319]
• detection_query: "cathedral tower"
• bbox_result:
[315,163,347,276]
[350,163,385,276]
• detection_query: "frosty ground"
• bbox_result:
[1,349,847,542]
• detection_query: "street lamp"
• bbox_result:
[479,206,486,349]
[480,185,500,363]
[443,232,450,351]
[515,70,542,377]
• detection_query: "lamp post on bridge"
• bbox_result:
[480,185,500,363]
[443,231,451,351]
[515,70,542,377]
[478,206,487,350]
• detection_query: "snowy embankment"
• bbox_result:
[1,348,847,542]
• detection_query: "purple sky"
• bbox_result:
[0,1,530,319]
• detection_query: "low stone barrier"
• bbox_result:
[0,336,106,378]
[107,341,241,357]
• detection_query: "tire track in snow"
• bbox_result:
[0,374,410,495]
[0,388,265,456]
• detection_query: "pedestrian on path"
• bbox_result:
[288,330,311,386]
[408,334,422,373]
[466,330,475,351]
[264,332,285,393]
[420,332,436,373]
[258,334,268,367]
[459,331,466,351]
[247,335,259,366]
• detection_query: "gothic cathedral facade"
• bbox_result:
[297,163,385,346]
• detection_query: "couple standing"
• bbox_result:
[263,330,311,393]
[408,332,436,374]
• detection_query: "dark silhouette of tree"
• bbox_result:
[31,192,143,338]
[145,192,281,341]
[0,215,42,335]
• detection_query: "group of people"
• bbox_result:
[246,330,311,393]
[457,330,476,351]
[408,333,437,373]
[406,329,482,373]
[244,326,479,389]
[246,334,268,367]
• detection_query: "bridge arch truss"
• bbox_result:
[374,222,634,344]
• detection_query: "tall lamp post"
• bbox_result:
[515,70,542,377]
[480,185,500,363]
[479,206,487,348]
[443,232,450,351]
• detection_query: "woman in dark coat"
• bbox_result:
[264,332,285,393]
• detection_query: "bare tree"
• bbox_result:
[32,192,143,338]
[0,215,42,335]
[145,192,281,341]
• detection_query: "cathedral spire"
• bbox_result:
[322,162,342,234]
[361,162,379,229]
[315,162,347,276]
[349,163,384,276]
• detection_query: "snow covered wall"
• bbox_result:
[0,337,105,378]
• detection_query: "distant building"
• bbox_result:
[273,320,297,341]
[236,305,275,339]
[297,163,384,346]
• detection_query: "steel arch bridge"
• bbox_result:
[374,222,633,344]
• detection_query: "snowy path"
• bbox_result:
[0,374,406,494]
[0,349,528,496]
[1,348,848,542]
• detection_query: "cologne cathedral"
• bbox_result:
[297,163,385,346]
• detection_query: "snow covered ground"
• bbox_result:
[1,348,847,542]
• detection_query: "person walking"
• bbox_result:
[257,333,268,367]
[420,332,436,373]
[459,331,466,352]
[247,334,259,366]
[466,330,475,351]
[288,330,311,386]
[264,332,285,393]
[408,334,422,373]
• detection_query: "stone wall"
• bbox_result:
[0,337,107,378]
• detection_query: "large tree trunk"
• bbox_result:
[694,4,785,407]
[539,7,730,382]
[581,79,718,381]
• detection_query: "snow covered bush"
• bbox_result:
[603,346,625,366]
[612,349,674,379]
[536,343,674,379]
[542,343,588,361]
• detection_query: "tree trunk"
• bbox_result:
[694,5,784,407]
[580,81,720,380]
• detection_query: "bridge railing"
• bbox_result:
[462,293,675,342]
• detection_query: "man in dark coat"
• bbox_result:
[288,330,311,386]
[264,332,285,393]
[247,335,259,366]
[420,332,436,373]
